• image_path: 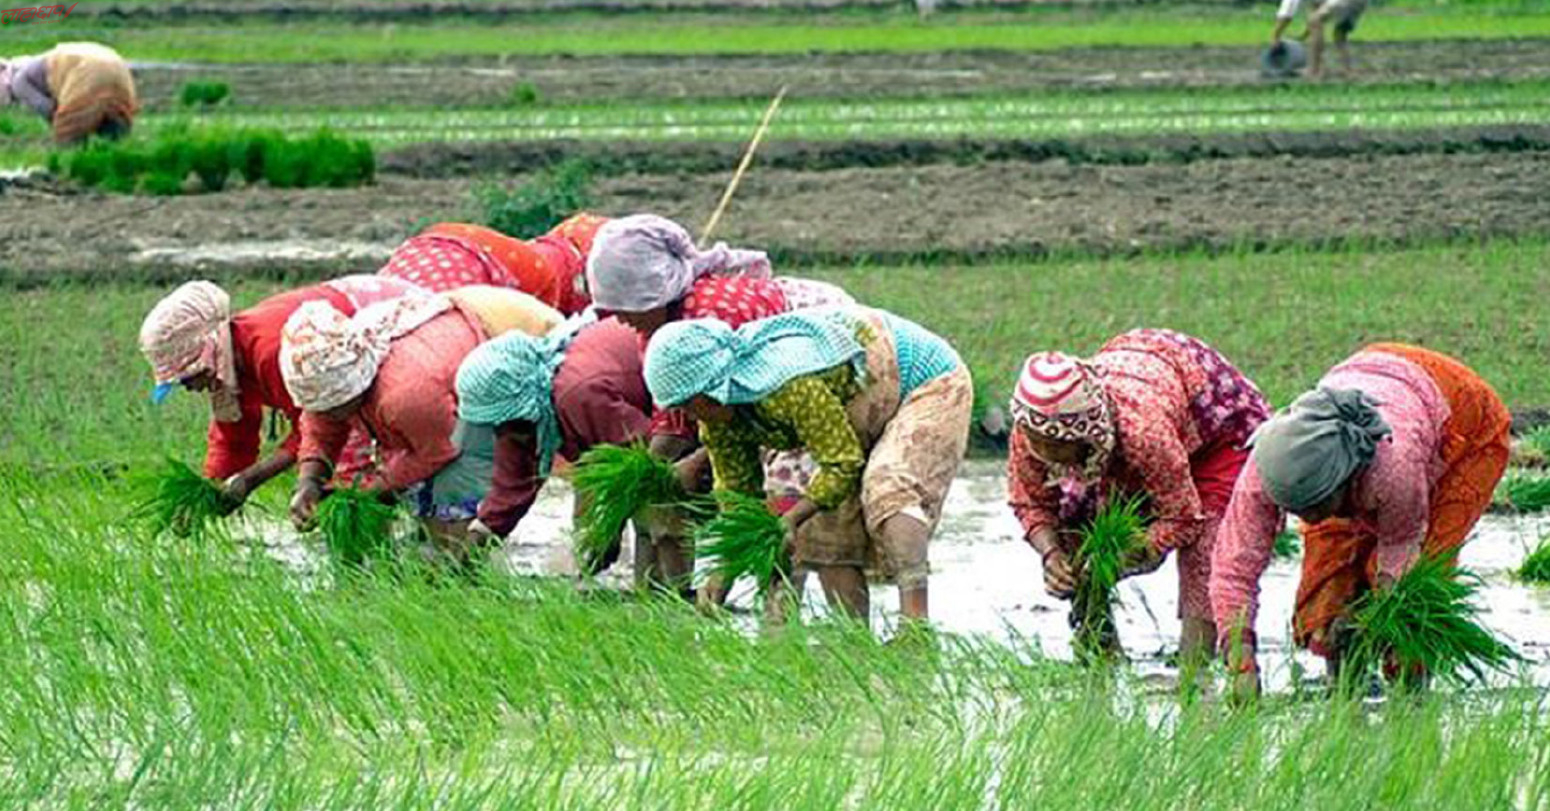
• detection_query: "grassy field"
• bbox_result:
[7,6,1548,61]
[6,238,1547,472]
[1,475,1545,807]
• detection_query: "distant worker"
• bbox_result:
[1,42,137,144]
[1273,0,1366,80]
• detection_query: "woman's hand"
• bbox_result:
[674,449,710,493]
[1041,547,1078,599]
[289,477,325,530]
[218,473,251,516]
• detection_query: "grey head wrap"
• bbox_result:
[1249,386,1393,513]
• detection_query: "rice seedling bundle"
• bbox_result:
[316,487,399,568]
[1518,537,1550,584]
[134,458,236,539]
[1070,494,1146,662]
[1345,555,1518,688]
[1502,473,1550,512]
[692,491,789,596]
[570,442,686,573]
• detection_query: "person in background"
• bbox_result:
[1006,330,1271,664]
[455,317,669,586]
[644,307,973,628]
[380,215,608,315]
[1,42,137,144]
[138,276,417,507]
[1272,0,1366,79]
[1211,344,1510,699]
[280,287,562,558]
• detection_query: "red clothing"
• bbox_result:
[479,319,652,535]
[410,215,608,315]
[203,277,417,480]
[298,310,486,491]
[647,276,792,439]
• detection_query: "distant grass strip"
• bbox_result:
[1345,555,1519,689]
[693,491,789,596]
[12,9,1549,60]
[570,442,686,574]
[39,80,1546,150]
[133,457,235,540]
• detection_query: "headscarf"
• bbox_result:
[0,59,15,107]
[585,214,771,313]
[1249,387,1393,513]
[644,310,866,408]
[1009,351,1116,484]
[454,311,596,475]
[137,280,241,422]
[280,291,451,412]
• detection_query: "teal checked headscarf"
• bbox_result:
[644,309,867,408]
[455,311,596,475]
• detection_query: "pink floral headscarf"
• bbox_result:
[138,280,242,422]
[1010,351,1117,485]
[585,214,771,312]
[280,292,450,412]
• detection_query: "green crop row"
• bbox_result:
[13,79,1543,156]
[7,6,1547,61]
[45,127,375,195]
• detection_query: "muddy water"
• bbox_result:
[236,459,1550,692]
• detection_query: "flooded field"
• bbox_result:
[233,460,1550,693]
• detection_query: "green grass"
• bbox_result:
[0,472,1546,807]
[316,486,400,568]
[5,239,1549,470]
[1519,537,1550,584]
[11,7,1547,61]
[133,457,236,540]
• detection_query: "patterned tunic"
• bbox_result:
[1008,329,1271,552]
[700,365,866,510]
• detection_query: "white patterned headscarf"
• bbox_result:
[138,280,242,422]
[585,214,771,312]
[1009,351,1117,485]
[280,292,451,412]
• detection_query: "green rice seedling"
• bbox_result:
[1070,494,1146,663]
[569,442,685,574]
[509,81,541,106]
[1344,555,1518,689]
[316,486,399,568]
[179,80,231,108]
[1274,528,1302,559]
[692,491,789,597]
[1517,537,1550,584]
[134,457,236,539]
[1501,473,1550,512]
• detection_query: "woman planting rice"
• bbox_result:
[2,42,136,144]
[380,215,608,315]
[1210,344,1510,696]
[138,277,420,508]
[643,307,973,625]
[454,317,665,578]
[585,214,855,556]
[280,286,562,556]
[1006,330,1271,662]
